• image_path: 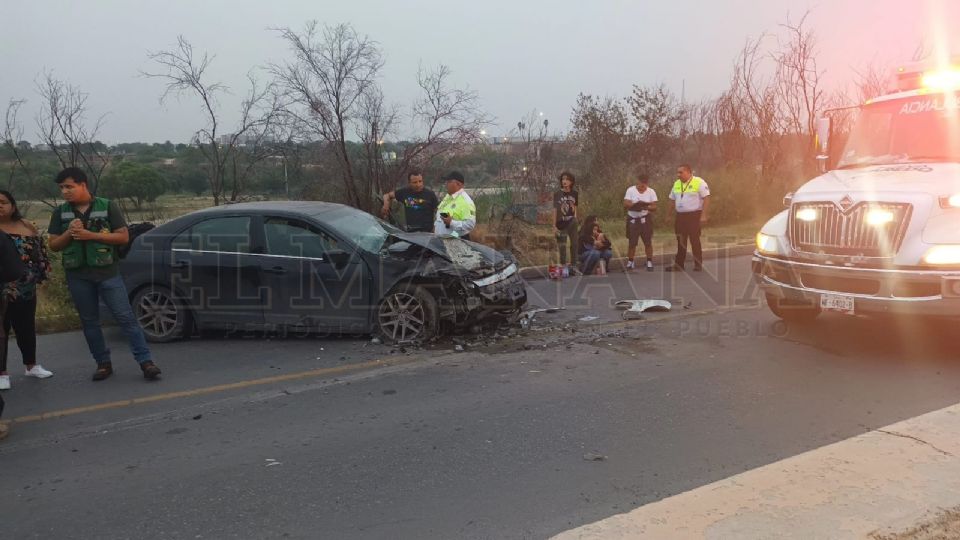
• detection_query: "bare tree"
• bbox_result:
[730,35,788,180]
[272,22,385,210]
[852,61,891,103]
[355,86,399,202]
[626,84,686,171]
[3,100,35,193]
[145,36,281,205]
[774,12,825,170]
[35,72,110,192]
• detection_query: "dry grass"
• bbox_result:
[871,506,960,540]
[471,216,760,267]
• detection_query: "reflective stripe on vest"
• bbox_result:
[60,197,116,270]
[438,193,475,221]
[672,177,703,196]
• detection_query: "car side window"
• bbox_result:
[172,217,252,254]
[263,217,335,259]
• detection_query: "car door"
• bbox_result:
[169,215,264,329]
[256,216,370,332]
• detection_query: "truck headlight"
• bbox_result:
[923,245,960,265]
[938,194,960,209]
[756,232,779,255]
[865,208,895,226]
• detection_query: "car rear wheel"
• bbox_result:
[766,293,820,323]
[133,285,190,343]
[377,285,438,343]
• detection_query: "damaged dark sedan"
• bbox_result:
[119,202,527,343]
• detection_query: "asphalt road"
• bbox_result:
[3,255,960,539]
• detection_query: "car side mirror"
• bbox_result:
[815,117,832,172]
[387,241,413,254]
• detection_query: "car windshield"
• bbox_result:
[838,90,960,168]
[322,206,402,253]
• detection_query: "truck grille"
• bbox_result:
[790,202,912,257]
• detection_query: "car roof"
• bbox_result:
[189,200,350,216]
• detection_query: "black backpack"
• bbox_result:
[120,222,156,259]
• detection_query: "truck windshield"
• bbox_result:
[838,90,960,168]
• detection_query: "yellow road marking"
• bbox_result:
[9,304,759,426]
[10,355,426,425]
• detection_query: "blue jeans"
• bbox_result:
[581,248,612,275]
[66,274,152,366]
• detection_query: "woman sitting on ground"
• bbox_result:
[579,215,612,275]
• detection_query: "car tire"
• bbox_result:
[377,285,438,343]
[765,293,820,323]
[132,285,190,343]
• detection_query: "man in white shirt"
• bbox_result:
[666,164,711,271]
[433,171,477,240]
[622,173,658,271]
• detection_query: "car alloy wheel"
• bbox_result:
[378,292,428,342]
[135,289,183,341]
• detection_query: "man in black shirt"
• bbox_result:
[380,169,439,233]
[554,171,579,268]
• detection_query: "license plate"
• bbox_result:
[820,293,855,315]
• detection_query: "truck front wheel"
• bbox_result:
[765,293,821,323]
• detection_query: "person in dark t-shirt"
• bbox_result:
[553,171,579,268]
[381,169,439,233]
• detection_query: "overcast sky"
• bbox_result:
[2,0,957,144]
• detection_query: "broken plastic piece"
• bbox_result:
[518,306,564,328]
[615,299,672,320]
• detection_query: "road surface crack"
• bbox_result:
[874,428,954,457]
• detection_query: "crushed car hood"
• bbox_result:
[389,232,508,275]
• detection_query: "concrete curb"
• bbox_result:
[518,243,756,281]
[553,401,960,539]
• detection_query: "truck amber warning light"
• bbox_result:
[922,68,960,90]
[895,60,960,91]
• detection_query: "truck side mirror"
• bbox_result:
[815,117,832,173]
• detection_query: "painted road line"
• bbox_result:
[8,355,430,425]
[553,402,960,539]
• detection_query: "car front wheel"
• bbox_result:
[377,285,438,343]
[133,285,190,343]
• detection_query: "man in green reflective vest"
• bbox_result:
[434,171,477,241]
[48,167,161,381]
[666,164,711,272]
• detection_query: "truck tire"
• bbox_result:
[766,293,821,323]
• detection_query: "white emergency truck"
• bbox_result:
[753,61,960,321]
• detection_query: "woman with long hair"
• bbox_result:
[578,215,612,275]
[0,190,53,390]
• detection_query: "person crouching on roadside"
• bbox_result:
[579,215,612,275]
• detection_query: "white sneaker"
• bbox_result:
[0,375,9,390]
[625,261,635,270]
[646,260,654,271]
[25,365,53,379]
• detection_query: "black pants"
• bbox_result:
[0,297,6,418]
[1,296,37,372]
[674,211,703,268]
[626,216,653,250]
[556,219,578,265]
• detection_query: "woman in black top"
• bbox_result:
[0,190,53,391]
